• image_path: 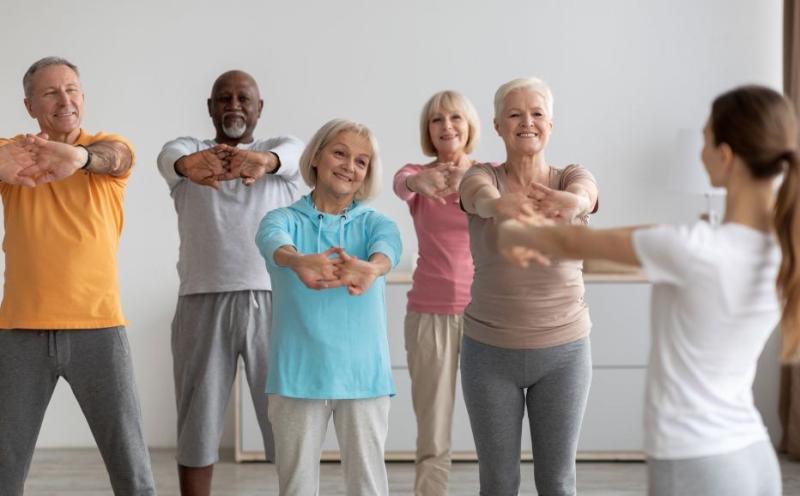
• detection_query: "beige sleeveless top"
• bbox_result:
[462,162,597,349]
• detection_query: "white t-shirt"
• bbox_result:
[632,221,780,459]
[157,135,304,295]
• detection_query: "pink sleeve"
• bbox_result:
[393,164,421,202]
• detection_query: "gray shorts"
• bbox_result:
[172,290,274,466]
[648,440,781,496]
[0,327,156,496]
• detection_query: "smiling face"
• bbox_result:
[494,88,553,156]
[428,105,470,157]
[24,64,83,142]
[313,131,372,201]
[208,71,263,144]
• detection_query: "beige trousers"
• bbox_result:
[404,311,464,496]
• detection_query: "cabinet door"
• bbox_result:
[584,282,651,367]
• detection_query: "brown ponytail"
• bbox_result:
[711,86,800,362]
[775,151,800,362]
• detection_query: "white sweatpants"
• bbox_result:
[267,394,391,496]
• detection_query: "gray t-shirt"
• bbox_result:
[157,135,304,295]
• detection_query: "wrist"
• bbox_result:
[75,145,91,172]
[405,174,417,193]
[174,156,187,177]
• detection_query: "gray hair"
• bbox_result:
[23,57,80,98]
[494,77,553,119]
[299,119,382,201]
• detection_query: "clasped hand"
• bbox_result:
[179,145,272,189]
[291,247,380,296]
[0,133,87,187]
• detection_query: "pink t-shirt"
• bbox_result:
[393,164,474,314]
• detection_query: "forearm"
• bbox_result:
[85,141,133,176]
[567,184,597,216]
[367,253,392,276]
[509,223,640,265]
[393,169,416,201]
[463,183,500,218]
[273,245,300,267]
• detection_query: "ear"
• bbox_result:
[493,118,500,135]
[258,99,264,118]
[207,98,213,117]
[718,142,735,176]
[24,98,35,118]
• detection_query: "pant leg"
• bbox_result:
[0,331,59,496]
[460,335,525,496]
[332,396,391,496]
[525,337,592,496]
[241,290,275,461]
[648,440,782,496]
[63,328,156,496]
[171,293,239,467]
[268,395,331,496]
[404,311,462,496]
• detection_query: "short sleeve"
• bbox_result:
[560,164,599,214]
[459,163,500,213]
[365,212,402,268]
[255,208,296,268]
[157,137,202,191]
[632,223,702,286]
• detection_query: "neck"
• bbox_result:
[722,167,775,232]
[437,150,465,164]
[311,189,354,215]
[504,150,549,186]
[214,133,254,146]
[47,127,81,144]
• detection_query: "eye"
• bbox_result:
[509,112,520,118]
[431,117,442,123]
[451,114,462,120]
[356,159,368,169]
[334,150,345,157]
[534,111,544,117]
[239,96,249,102]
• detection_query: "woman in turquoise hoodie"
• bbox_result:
[256,119,401,496]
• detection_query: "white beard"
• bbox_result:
[222,112,247,139]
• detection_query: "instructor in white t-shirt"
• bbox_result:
[496,84,800,496]
[157,70,303,496]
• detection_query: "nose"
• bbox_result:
[55,89,70,106]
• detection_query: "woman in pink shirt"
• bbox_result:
[392,90,480,496]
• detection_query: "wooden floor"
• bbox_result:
[22,448,800,495]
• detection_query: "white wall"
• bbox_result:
[0,0,783,448]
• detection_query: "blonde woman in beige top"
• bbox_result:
[458,77,598,496]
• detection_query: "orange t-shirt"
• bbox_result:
[0,130,134,329]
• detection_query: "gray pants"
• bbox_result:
[0,328,156,496]
[460,335,592,496]
[172,290,274,466]
[648,440,781,496]
[267,395,391,496]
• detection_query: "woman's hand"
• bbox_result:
[332,248,383,295]
[497,217,554,267]
[407,162,459,204]
[528,182,588,223]
[492,191,537,222]
[287,247,344,290]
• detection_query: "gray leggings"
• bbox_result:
[460,335,592,496]
[648,440,781,496]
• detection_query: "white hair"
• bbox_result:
[494,77,554,119]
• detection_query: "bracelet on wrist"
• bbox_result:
[76,145,92,171]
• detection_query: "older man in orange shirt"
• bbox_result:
[0,57,156,495]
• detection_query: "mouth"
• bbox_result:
[516,132,539,138]
[222,112,246,123]
[54,111,76,118]
[439,133,459,141]
[333,172,353,183]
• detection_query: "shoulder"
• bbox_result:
[161,136,207,150]
[252,135,304,149]
[464,162,501,179]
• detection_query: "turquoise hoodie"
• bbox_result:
[256,194,401,399]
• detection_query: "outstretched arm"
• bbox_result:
[497,218,641,267]
[18,135,133,184]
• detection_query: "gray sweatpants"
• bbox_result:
[460,335,592,496]
[0,328,156,496]
[172,290,274,466]
[267,395,391,496]
[648,440,782,496]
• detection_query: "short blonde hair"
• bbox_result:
[493,77,554,119]
[420,90,481,157]
[299,119,382,201]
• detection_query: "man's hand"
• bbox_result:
[0,142,38,187]
[225,148,277,186]
[17,134,85,185]
[176,146,232,190]
[332,248,381,296]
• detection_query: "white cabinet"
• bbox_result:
[236,275,651,461]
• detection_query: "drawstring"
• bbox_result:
[338,215,346,248]
[316,214,324,253]
[250,291,259,310]
[48,331,56,357]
